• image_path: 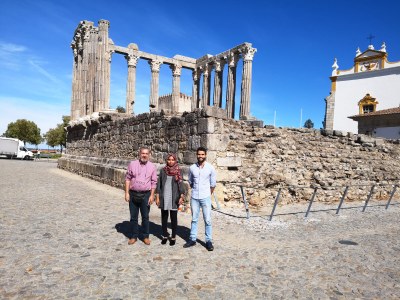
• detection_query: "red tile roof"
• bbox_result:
[349,107,400,119]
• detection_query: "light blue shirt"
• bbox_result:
[188,161,217,199]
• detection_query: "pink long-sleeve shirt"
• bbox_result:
[125,160,157,192]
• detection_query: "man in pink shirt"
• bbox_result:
[125,147,157,245]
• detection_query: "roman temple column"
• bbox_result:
[201,64,210,108]
[125,53,139,114]
[103,49,114,112]
[70,41,79,120]
[226,53,238,118]
[191,69,200,110]
[81,29,92,116]
[240,46,256,120]
[170,63,182,114]
[149,59,162,111]
[213,59,225,108]
[96,19,110,112]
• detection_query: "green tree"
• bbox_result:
[44,115,70,152]
[4,119,42,145]
[303,119,314,129]
[116,105,126,113]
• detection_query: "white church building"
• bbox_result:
[324,42,400,137]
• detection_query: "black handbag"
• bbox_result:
[131,191,147,204]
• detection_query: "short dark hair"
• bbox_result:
[196,146,207,154]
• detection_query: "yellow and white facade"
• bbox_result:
[324,43,400,133]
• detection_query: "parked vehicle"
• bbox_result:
[0,137,34,160]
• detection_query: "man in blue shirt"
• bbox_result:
[184,147,217,251]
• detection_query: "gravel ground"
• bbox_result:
[0,159,399,299]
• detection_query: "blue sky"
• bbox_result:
[1,0,399,142]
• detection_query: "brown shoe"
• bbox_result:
[143,238,151,245]
[128,238,137,245]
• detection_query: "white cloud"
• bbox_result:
[0,41,29,70]
[28,59,61,84]
[0,42,26,53]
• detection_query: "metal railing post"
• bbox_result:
[305,187,318,218]
[336,186,349,215]
[269,188,281,221]
[213,193,221,210]
[240,186,250,219]
[362,184,375,212]
[385,185,398,209]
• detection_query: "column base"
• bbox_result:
[240,116,264,128]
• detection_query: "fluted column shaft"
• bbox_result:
[171,64,182,114]
[77,52,85,117]
[201,65,210,108]
[226,54,238,118]
[96,20,111,112]
[213,61,224,108]
[71,48,79,120]
[191,69,200,110]
[89,28,99,113]
[240,60,252,119]
[81,32,91,116]
[149,59,162,111]
[125,54,139,114]
[240,46,256,120]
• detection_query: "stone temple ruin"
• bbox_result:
[61,19,400,206]
[70,19,257,121]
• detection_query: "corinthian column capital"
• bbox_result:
[170,64,182,76]
[125,53,140,67]
[241,46,257,61]
[200,64,210,76]
[228,52,239,67]
[214,59,225,72]
[149,59,162,72]
[192,69,199,81]
[105,50,115,63]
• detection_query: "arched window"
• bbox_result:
[358,93,379,114]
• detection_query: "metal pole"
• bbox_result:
[269,188,281,221]
[240,186,250,219]
[305,188,318,218]
[336,186,349,215]
[213,193,221,211]
[385,185,398,209]
[362,185,375,212]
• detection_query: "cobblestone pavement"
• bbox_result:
[1,159,399,299]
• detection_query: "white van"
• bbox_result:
[0,137,34,160]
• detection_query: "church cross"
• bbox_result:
[367,34,375,45]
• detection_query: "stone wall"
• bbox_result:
[59,110,400,206]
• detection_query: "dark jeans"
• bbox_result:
[161,209,177,238]
[129,190,150,239]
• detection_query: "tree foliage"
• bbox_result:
[44,116,70,151]
[303,119,314,129]
[3,119,42,145]
[116,105,126,113]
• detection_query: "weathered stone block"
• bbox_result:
[198,118,215,134]
[203,106,228,119]
[206,151,217,164]
[333,130,346,137]
[201,134,229,151]
[243,119,264,128]
[217,169,240,182]
[188,136,201,150]
[217,157,242,167]
[183,151,197,164]
[321,129,333,136]
[357,135,375,144]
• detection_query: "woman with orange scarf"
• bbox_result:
[156,153,186,246]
